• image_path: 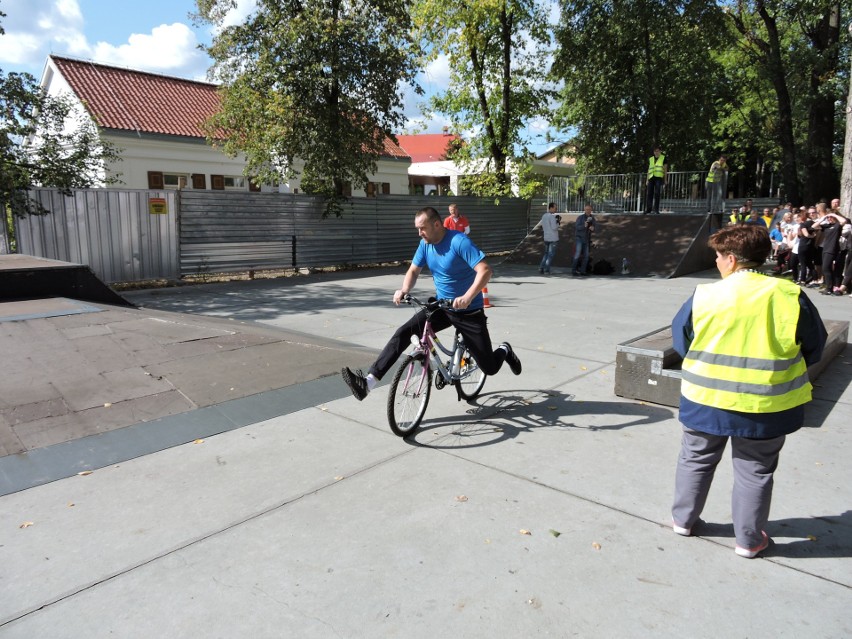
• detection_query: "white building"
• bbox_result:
[396,133,575,196]
[40,55,412,196]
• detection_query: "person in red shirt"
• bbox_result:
[444,203,471,235]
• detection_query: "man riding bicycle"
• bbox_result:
[342,206,522,401]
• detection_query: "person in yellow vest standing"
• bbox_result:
[643,145,667,214]
[705,153,727,213]
[670,224,826,558]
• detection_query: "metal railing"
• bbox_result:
[549,170,716,214]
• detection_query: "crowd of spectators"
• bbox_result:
[732,198,851,296]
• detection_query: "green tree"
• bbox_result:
[194,0,421,215]
[413,0,554,196]
[707,44,781,198]
[1,18,119,223]
[551,0,727,174]
[726,0,845,203]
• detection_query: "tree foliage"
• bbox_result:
[551,0,727,174]
[551,0,849,203]
[724,0,845,203]
[413,0,554,196]
[194,0,421,215]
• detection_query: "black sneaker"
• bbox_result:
[341,367,368,401]
[500,342,522,375]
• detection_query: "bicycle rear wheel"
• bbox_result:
[457,347,486,399]
[387,355,432,437]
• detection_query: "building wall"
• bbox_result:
[42,58,412,196]
[103,135,411,196]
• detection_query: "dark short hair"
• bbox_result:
[708,224,771,265]
[548,202,556,209]
[416,206,442,224]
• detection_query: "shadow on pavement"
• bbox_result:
[768,510,852,559]
[408,388,675,449]
[126,269,407,321]
[805,343,852,429]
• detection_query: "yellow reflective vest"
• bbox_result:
[706,160,726,183]
[681,272,812,413]
[647,154,666,179]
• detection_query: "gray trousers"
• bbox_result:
[672,427,785,548]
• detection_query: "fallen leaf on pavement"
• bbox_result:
[807,534,817,541]
[520,529,532,535]
[592,542,601,550]
[193,439,204,444]
[77,470,93,476]
[19,522,34,529]
[549,529,561,538]
[455,495,468,502]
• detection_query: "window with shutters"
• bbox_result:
[366,182,391,197]
[191,174,206,189]
[211,175,225,190]
[147,171,164,189]
[148,173,191,189]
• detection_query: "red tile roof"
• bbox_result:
[395,134,460,163]
[49,55,409,159]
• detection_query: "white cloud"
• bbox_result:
[403,114,454,136]
[92,23,204,74]
[0,0,86,66]
[0,32,43,65]
[221,0,258,28]
[0,0,209,80]
[422,54,451,89]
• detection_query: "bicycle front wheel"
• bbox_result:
[387,355,432,437]
[457,348,487,400]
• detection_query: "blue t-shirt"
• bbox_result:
[412,229,486,309]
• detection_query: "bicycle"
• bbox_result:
[387,295,487,437]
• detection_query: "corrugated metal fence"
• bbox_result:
[179,192,530,277]
[15,189,179,283]
[13,189,531,284]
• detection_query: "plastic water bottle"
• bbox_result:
[452,346,462,376]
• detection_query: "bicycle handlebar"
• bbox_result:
[402,294,453,310]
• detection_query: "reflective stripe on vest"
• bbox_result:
[680,273,811,413]
[648,155,665,179]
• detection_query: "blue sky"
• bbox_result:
[0,0,556,154]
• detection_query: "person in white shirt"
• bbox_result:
[538,202,560,275]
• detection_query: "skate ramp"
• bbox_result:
[510,213,723,278]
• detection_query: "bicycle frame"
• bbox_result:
[405,297,480,385]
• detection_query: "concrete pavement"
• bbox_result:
[1,264,850,637]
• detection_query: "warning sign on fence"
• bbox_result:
[148,197,168,215]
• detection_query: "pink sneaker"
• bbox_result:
[735,531,770,558]
[672,519,691,536]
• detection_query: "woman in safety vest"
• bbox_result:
[670,224,826,558]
